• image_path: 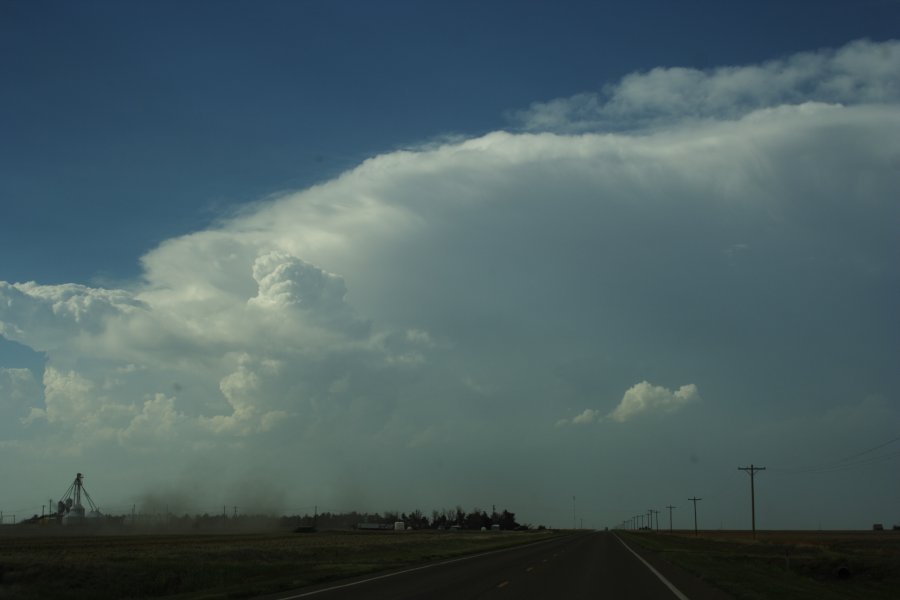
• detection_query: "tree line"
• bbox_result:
[15,505,543,532]
[286,506,536,531]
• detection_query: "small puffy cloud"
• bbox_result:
[558,383,699,426]
[608,382,700,423]
[572,409,601,425]
[556,408,601,426]
[573,409,600,424]
[513,39,900,132]
[250,250,347,311]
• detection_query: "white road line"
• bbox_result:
[271,534,564,599]
[613,534,691,600]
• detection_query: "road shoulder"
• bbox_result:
[613,533,735,600]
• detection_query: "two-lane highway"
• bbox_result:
[263,532,733,600]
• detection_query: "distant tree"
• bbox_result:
[498,510,520,530]
[431,510,448,529]
[464,509,491,530]
[407,509,428,529]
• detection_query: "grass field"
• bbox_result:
[0,528,556,600]
[4,527,897,599]
[621,529,900,600]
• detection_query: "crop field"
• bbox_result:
[621,529,900,600]
[0,527,556,600]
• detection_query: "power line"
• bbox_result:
[775,433,900,475]
[789,450,900,475]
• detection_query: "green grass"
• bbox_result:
[620,530,900,600]
[0,528,557,599]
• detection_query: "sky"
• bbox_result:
[1,0,899,530]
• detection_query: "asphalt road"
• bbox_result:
[264,532,733,600]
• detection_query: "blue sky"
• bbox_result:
[1,1,899,529]
[4,0,897,285]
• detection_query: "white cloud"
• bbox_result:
[4,94,897,451]
[118,393,184,443]
[0,367,41,425]
[608,382,700,423]
[249,250,347,312]
[572,408,601,425]
[39,367,98,425]
[558,382,700,426]
[513,39,900,132]
[0,40,898,522]
[0,281,145,352]
[199,354,290,436]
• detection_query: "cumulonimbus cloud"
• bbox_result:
[0,41,896,481]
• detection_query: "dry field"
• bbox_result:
[622,529,900,600]
[0,527,555,600]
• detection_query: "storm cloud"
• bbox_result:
[1,40,898,527]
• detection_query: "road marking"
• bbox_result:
[272,534,566,599]
[497,581,509,588]
[613,534,691,600]
[525,566,534,572]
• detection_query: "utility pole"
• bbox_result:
[572,496,576,530]
[651,509,660,532]
[666,505,676,532]
[688,497,702,536]
[738,464,766,538]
